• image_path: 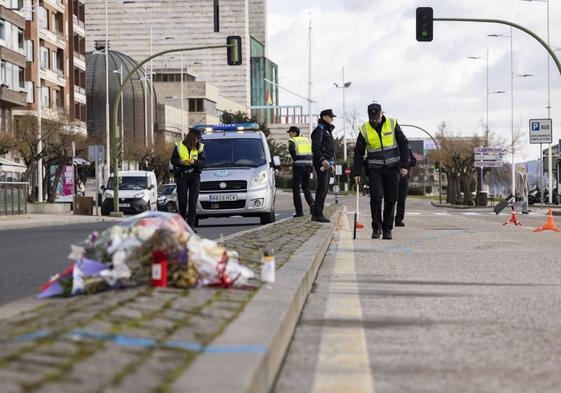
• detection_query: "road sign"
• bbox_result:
[344,168,352,175]
[529,118,552,144]
[474,161,504,168]
[88,145,105,162]
[473,147,503,168]
[335,165,342,176]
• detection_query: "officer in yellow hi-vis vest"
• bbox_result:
[353,103,409,240]
[287,126,315,217]
[170,128,205,231]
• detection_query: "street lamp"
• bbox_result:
[520,0,553,203]
[333,66,352,165]
[113,66,125,160]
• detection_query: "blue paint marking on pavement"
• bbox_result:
[203,344,267,353]
[13,329,51,342]
[63,329,265,354]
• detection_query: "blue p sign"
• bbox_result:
[531,122,540,131]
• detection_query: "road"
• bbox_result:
[275,196,561,393]
[0,192,294,306]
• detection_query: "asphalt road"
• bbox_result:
[275,196,561,393]
[0,192,295,306]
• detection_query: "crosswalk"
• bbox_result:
[404,211,539,217]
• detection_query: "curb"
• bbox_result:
[0,215,122,231]
[430,201,494,210]
[173,207,342,393]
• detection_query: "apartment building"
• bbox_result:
[12,0,86,134]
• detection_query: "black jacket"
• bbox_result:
[353,117,409,176]
[311,119,335,166]
[170,141,206,175]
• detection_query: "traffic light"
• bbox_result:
[435,161,441,173]
[226,36,242,66]
[416,7,433,42]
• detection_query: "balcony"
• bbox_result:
[73,51,86,70]
[39,28,66,49]
[43,0,65,13]
[0,85,26,106]
[39,67,65,87]
[73,15,85,37]
[74,121,87,136]
[74,85,86,104]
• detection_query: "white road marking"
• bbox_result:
[311,212,375,393]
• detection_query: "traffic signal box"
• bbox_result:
[434,161,441,173]
[416,7,433,42]
[226,36,242,66]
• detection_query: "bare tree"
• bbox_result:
[0,131,17,156]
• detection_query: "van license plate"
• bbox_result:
[119,203,130,208]
[209,194,237,202]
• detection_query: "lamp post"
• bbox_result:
[520,0,554,202]
[112,65,125,160]
[333,66,352,164]
[488,30,534,198]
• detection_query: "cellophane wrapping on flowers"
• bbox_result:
[38,211,254,298]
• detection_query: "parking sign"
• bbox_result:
[529,118,552,144]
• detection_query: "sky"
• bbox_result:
[267,0,561,163]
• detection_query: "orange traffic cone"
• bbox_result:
[533,208,561,233]
[503,207,522,226]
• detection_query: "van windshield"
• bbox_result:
[203,138,267,168]
[106,176,148,190]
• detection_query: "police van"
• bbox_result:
[194,123,281,225]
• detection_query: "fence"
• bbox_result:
[0,182,29,215]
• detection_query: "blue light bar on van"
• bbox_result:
[193,123,260,132]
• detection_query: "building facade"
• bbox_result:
[85,0,277,119]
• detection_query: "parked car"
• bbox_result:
[157,183,177,212]
[194,123,281,225]
[101,170,158,215]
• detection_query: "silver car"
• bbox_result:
[157,183,177,212]
[196,126,280,225]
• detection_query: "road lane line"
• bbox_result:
[311,212,374,393]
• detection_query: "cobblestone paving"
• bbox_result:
[0,207,335,393]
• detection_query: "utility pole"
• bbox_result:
[307,18,312,136]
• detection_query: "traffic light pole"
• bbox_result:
[109,43,234,216]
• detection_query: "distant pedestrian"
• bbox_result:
[77,179,86,197]
[353,102,409,240]
[395,141,417,227]
[311,109,336,223]
[287,126,314,217]
[170,128,205,231]
[515,165,529,214]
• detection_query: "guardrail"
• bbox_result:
[0,182,28,215]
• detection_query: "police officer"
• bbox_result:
[311,109,336,223]
[395,141,417,227]
[170,128,205,231]
[353,103,409,239]
[287,126,315,217]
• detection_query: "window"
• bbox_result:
[39,7,48,30]
[26,81,34,103]
[0,20,5,43]
[18,66,24,90]
[188,98,204,112]
[39,47,49,69]
[40,83,50,108]
[55,13,63,34]
[17,29,24,52]
[0,61,5,86]
[213,0,219,32]
[55,88,63,109]
[26,39,33,61]
[56,48,64,73]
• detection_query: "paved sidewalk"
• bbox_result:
[0,206,338,393]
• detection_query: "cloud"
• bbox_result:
[268,0,561,162]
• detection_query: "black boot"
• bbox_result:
[382,230,392,240]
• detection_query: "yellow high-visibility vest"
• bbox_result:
[358,118,400,168]
[176,141,204,162]
[289,136,312,166]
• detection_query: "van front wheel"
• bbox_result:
[259,210,275,225]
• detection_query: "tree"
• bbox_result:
[129,136,175,185]
[0,131,17,156]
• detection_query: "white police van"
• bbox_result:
[194,123,281,225]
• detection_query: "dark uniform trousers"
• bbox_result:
[176,171,200,228]
[292,166,314,215]
[395,174,409,224]
[313,164,330,217]
[368,167,400,232]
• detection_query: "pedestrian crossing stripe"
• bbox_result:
[404,211,538,217]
